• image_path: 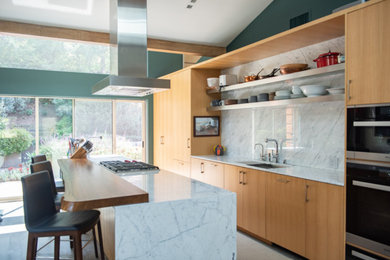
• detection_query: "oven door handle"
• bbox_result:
[352,180,390,192]
[353,121,390,127]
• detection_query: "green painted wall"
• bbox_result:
[227,0,355,51]
[0,51,183,163]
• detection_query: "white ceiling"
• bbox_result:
[0,0,273,47]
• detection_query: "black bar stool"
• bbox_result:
[31,154,47,164]
[21,171,104,260]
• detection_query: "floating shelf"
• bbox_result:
[207,94,344,111]
[207,63,345,94]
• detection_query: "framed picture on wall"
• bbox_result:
[193,116,220,137]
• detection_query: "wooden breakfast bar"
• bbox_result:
[58,159,149,212]
[58,158,236,260]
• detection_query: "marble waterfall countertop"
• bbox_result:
[192,155,344,186]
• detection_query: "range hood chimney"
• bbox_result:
[92,0,170,97]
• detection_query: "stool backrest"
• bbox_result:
[21,171,57,231]
[30,161,57,196]
[31,154,47,164]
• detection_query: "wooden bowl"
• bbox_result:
[279,63,308,74]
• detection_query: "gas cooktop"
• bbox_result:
[99,160,159,175]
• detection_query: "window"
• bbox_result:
[0,96,145,201]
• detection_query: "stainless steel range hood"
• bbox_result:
[92,0,170,97]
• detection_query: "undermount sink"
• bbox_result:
[237,161,289,169]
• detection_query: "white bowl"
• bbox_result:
[275,90,291,96]
[207,78,219,88]
[291,86,303,94]
[300,85,328,97]
[327,87,345,95]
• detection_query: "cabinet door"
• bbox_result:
[171,70,191,163]
[346,1,390,105]
[305,181,344,260]
[190,158,205,182]
[153,92,164,168]
[241,168,267,238]
[172,159,190,178]
[266,174,306,256]
[204,161,224,188]
[224,165,243,227]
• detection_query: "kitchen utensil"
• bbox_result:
[313,51,340,68]
[300,85,328,97]
[219,75,237,86]
[257,93,269,102]
[249,96,258,102]
[275,90,291,96]
[292,86,303,94]
[326,87,345,95]
[238,98,249,104]
[223,99,238,105]
[259,68,280,79]
[279,63,308,74]
[207,78,219,88]
[244,68,264,82]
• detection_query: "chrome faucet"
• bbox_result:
[265,138,279,163]
[254,143,266,161]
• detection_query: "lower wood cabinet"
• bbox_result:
[266,174,306,256]
[266,173,344,259]
[190,159,344,259]
[190,158,224,188]
[224,165,267,238]
[171,159,190,178]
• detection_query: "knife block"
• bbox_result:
[70,147,87,159]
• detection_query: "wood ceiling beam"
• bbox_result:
[0,20,226,57]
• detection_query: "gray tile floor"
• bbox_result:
[0,201,303,260]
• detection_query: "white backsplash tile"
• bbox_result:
[220,37,345,170]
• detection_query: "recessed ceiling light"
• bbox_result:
[190,0,197,3]
[186,4,193,9]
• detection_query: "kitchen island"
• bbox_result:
[58,158,236,260]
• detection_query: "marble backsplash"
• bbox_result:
[220,37,345,170]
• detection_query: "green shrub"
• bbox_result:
[0,128,34,156]
[0,117,8,131]
[56,115,72,137]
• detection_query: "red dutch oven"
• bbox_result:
[313,51,340,68]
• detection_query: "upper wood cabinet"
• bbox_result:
[266,173,306,256]
[346,0,390,105]
[224,164,267,238]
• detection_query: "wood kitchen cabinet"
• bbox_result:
[346,0,390,105]
[305,180,344,260]
[190,158,224,188]
[154,69,221,174]
[224,164,267,238]
[266,173,306,256]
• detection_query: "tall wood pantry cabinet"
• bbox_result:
[154,69,221,176]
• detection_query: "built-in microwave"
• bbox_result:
[347,104,390,162]
[346,161,390,258]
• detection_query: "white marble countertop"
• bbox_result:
[121,169,233,203]
[192,155,344,186]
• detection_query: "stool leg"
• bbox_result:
[54,236,60,260]
[92,227,98,258]
[26,233,36,260]
[73,233,83,260]
[97,220,104,260]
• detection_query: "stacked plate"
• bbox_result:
[300,85,328,97]
[327,87,345,95]
[291,86,305,99]
[274,90,291,100]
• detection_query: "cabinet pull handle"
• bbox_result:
[160,136,164,144]
[239,171,243,184]
[200,162,204,174]
[277,178,290,184]
[347,80,352,100]
[187,138,191,148]
[242,171,247,185]
[305,184,309,202]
